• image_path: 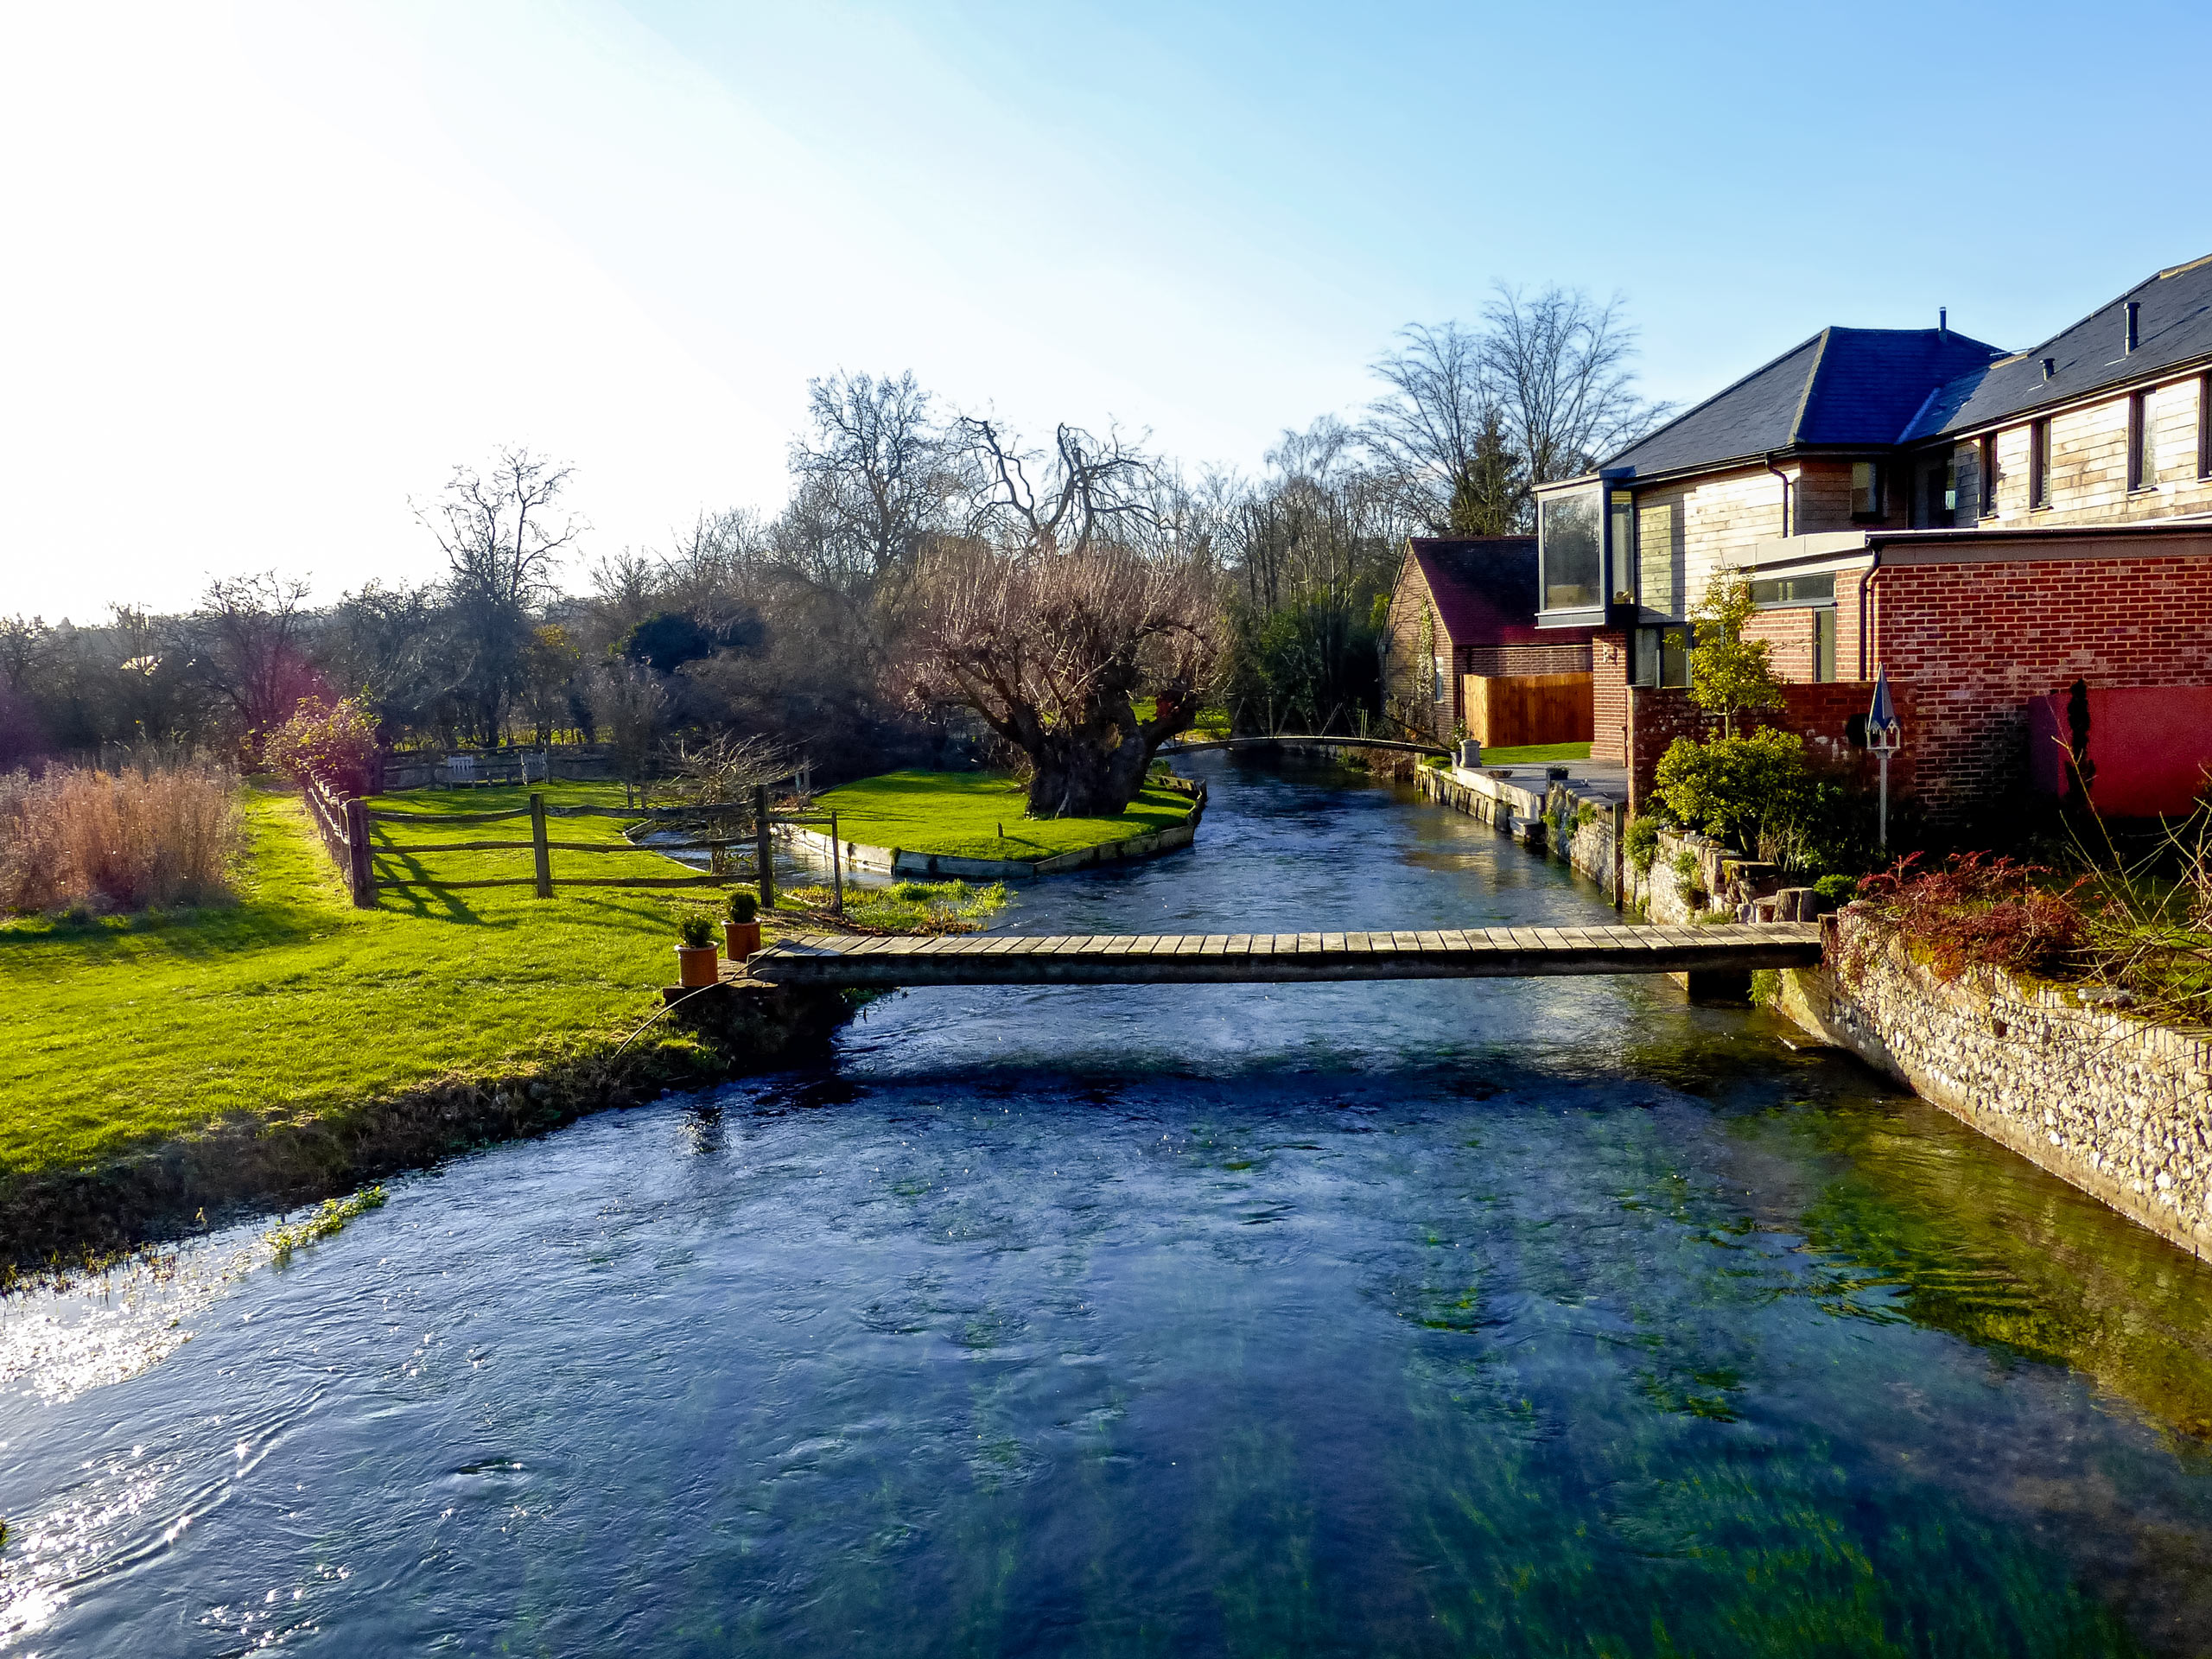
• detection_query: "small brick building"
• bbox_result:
[1380,537,1593,744]
[1531,255,2212,824]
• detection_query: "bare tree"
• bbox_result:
[415,448,584,742]
[953,418,1161,557]
[188,572,320,755]
[1482,284,1670,483]
[900,539,1217,817]
[588,660,671,806]
[1363,323,1526,535]
[788,372,948,593]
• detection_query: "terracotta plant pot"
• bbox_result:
[674,944,721,988]
[723,919,761,962]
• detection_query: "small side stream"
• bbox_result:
[4,755,2210,1656]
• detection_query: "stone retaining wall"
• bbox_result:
[1783,908,2212,1262]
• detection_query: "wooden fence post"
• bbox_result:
[830,809,843,916]
[345,797,373,907]
[753,784,775,911]
[531,791,553,899]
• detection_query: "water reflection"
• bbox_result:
[2,756,2209,1656]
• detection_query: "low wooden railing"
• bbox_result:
[301,779,375,906]
[346,783,838,911]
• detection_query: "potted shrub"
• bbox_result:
[723,889,760,961]
[675,912,721,988]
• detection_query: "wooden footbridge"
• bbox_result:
[743,921,1821,988]
[1157,734,1449,759]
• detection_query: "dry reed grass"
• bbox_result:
[0,763,242,914]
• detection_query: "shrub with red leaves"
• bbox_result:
[1854,851,2088,982]
[264,696,381,799]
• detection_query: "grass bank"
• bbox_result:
[0,782,855,1267]
[809,769,1197,861]
[1480,741,1592,766]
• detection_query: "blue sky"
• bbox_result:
[4,0,2209,617]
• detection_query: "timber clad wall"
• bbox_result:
[1959,380,2212,529]
[1868,550,2212,822]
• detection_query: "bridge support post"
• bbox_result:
[1670,969,1752,1003]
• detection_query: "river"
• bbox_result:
[5,755,2212,1656]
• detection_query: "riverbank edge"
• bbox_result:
[1779,910,2212,1264]
[0,982,860,1278]
[1413,761,2212,1262]
[784,774,1207,881]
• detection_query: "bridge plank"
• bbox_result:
[743,921,1824,988]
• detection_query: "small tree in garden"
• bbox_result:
[1688,569,1784,738]
[264,696,381,798]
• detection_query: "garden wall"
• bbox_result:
[1782,908,2212,1262]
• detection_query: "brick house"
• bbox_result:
[1380,537,1594,744]
[1532,255,2212,824]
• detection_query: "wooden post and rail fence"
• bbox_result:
[302,779,831,912]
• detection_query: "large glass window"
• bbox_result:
[2129,390,2158,490]
[1632,625,1693,688]
[1607,490,1635,603]
[1850,461,1883,519]
[1538,487,1603,611]
[1749,573,1836,606]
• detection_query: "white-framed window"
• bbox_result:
[1431,655,1446,702]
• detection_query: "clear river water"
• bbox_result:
[6,755,2212,1656]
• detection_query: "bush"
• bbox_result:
[1670,849,1701,894]
[677,912,715,950]
[264,696,380,798]
[1813,873,1859,910]
[1855,852,2087,981]
[0,763,241,913]
[724,888,758,924]
[1652,730,1879,876]
[1652,729,1813,852]
[1624,814,1660,874]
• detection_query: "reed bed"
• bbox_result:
[0,763,242,913]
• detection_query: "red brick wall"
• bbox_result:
[1870,552,2212,823]
[1743,608,1817,682]
[1591,631,1630,763]
[1624,681,1915,816]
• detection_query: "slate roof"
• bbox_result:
[1605,327,2005,479]
[1407,537,1582,645]
[1903,255,2212,440]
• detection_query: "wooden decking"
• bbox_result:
[743,922,1822,987]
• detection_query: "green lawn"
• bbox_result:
[0,782,762,1179]
[1478,741,1593,766]
[811,769,1197,861]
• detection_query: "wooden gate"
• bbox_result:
[1463,672,1593,747]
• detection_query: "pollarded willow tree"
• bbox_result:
[899,419,1220,818]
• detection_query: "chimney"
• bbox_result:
[2042,356,2056,380]
[2126,301,2140,353]
[1938,306,1948,339]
